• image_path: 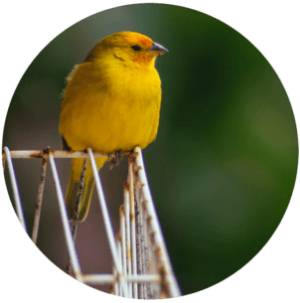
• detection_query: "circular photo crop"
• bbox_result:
[2,3,298,299]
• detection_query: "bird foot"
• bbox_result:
[127,149,138,163]
[109,150,123,169]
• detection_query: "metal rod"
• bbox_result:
[4,149,120,159]
[4,146,180,298]
[136,192,147,298]
[118,240,124,296]
[87,148,127,296]
[120,206,129,295]
[3,147,27,231]
[134,147,181,297]
[124,188,133,297]
[48,153,82,279]
[142,198,155,298]
[113,267,118,296]
[31,158,48,243]
[81,274,160,285]
[128,161,138,298]
[143,199,160,298]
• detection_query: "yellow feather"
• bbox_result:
[59,31,166,221]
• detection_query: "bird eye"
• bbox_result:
[131,44,142,51]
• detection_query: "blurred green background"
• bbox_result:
[2,4,298,295]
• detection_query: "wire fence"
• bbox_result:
[2,146,180,299]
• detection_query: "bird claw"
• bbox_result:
[127,149,138,163]
[109,150,123,169]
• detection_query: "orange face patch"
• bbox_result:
[123,32,153,50]
[132,52,155,64]
[138,37,153,49]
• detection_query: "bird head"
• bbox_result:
[86,31,168,67]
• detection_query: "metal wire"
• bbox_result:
[87,148,128,297]
[48,153,83,280]
[2,146,181,298]
[31,158,48,244]
[133,147,181,297]
[3,147,27,230]
[128,161,138,298]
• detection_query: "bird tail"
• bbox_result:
[66,156,107,222]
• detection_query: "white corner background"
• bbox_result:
[0,1,299,302]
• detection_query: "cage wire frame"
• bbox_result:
[2,146,180,299]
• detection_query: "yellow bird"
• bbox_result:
[59,31,168,221]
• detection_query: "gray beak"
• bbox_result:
[150,42,169,55]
